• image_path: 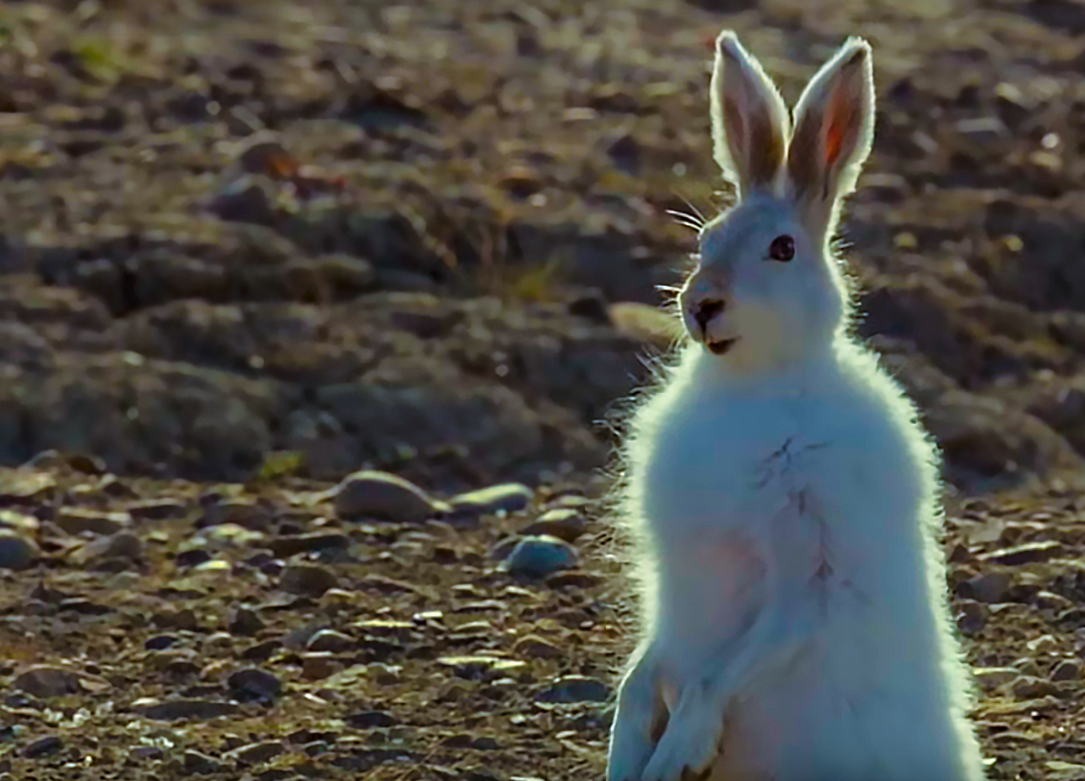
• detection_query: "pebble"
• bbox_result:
[1051,659,1080,682]
[537,675,611,703]
[1013,658,1041,677]
[523,508,588,542]
[197,523,266,548]
[55,507,128,536]
[974,667,1017,692]
[960,572,1011,604]
[979,541,1064,566]
[512,634,563,659]
[268,532,351,558]
[450,484,533,516]
[154,608,199,631]
[0,532,37,571]
[1027,634,1059,655]
[135,699,239,721]
[129,746,165,761]
[182,749,226,775]
[24,735,63,759]
[280,564,338,596]
[301,653,339,680]
[345,710,398,728]
[127,499,188,521]
[502,535,577,579]
[306,629,355,653]
[14,666,84,698]
[75,531,141,565]
[332,470,437,523]
[1011,675,1059,700]
[226,740,286,765]
[228,605,266,636]
[199,499,271,529]
[227,667,282,701]
[145,634,180,651]
[953,116,1008,143]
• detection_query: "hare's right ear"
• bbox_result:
[786,38,875,233]
[711,32,790,198]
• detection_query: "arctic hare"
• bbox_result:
[606,31,987,781]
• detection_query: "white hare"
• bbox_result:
[606,32,987,781]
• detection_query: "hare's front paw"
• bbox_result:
[641,685,723,781]
[607,654,667,781]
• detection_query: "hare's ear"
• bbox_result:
[711,31,790,197]
[786,38,875,230]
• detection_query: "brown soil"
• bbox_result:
[3,0,1085,778]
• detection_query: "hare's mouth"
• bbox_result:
[706,337,739,356]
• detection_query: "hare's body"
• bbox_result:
[606,31,986,781]
[616,341,985,780]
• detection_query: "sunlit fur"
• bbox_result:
[606,31,987,781]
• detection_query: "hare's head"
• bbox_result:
[679,32,874,374]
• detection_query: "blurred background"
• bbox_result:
[6,0,1085,495]
[6,2,1085,779]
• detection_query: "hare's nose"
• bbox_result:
[693,299,725,332]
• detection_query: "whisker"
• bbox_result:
[676,193,708,225]
[664,210,706,233]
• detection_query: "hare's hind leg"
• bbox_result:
[607,647,669,781]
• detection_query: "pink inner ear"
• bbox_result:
[824,86,855,169]
[724,95,746,154]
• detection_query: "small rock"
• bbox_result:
[502,535,577,579]
[197,523,266,548]
[546,570,603,589]
[959,572,1011,604]
[200,500,271,530]
[135,699,239,721]
[129,746,165,761]
[227,740,286,765]
[0,532,37,571]
[956,600,987,635]
[345,710,397,728]
[182,749,226,776]
[14,667,83,698]
[450,484,533,516]
[55,508,128,536]
[0,510,39,533]
[1035,590,1073,610]
[512,635,563,659]
[301,653,340,680]
[1011,675,1059,700]
[1051,660,1080,682]
[24,735,63,759]
[145,635,180,651]
[128,500,188,521]
[227,668,282,701]
[268,532,351,558]
[306,629,355,653]
[154,608,200,631]
[953,116,1008,143]
[332,471,437,523]
[228,606,266,636]
[537,675,611,703]
[176,548,213,568]
[979,541,1063,566]
[974,667,1017,692]
[523,508,588,542]
[280,564,338,596]
[1013,658,1041,677]
[1027,634,1060,655]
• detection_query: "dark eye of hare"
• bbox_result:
[768,235,795,262]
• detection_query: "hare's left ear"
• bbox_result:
[711,31,790,197]
[786,38,875,232]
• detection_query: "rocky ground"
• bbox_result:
[5,0,1085,778]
